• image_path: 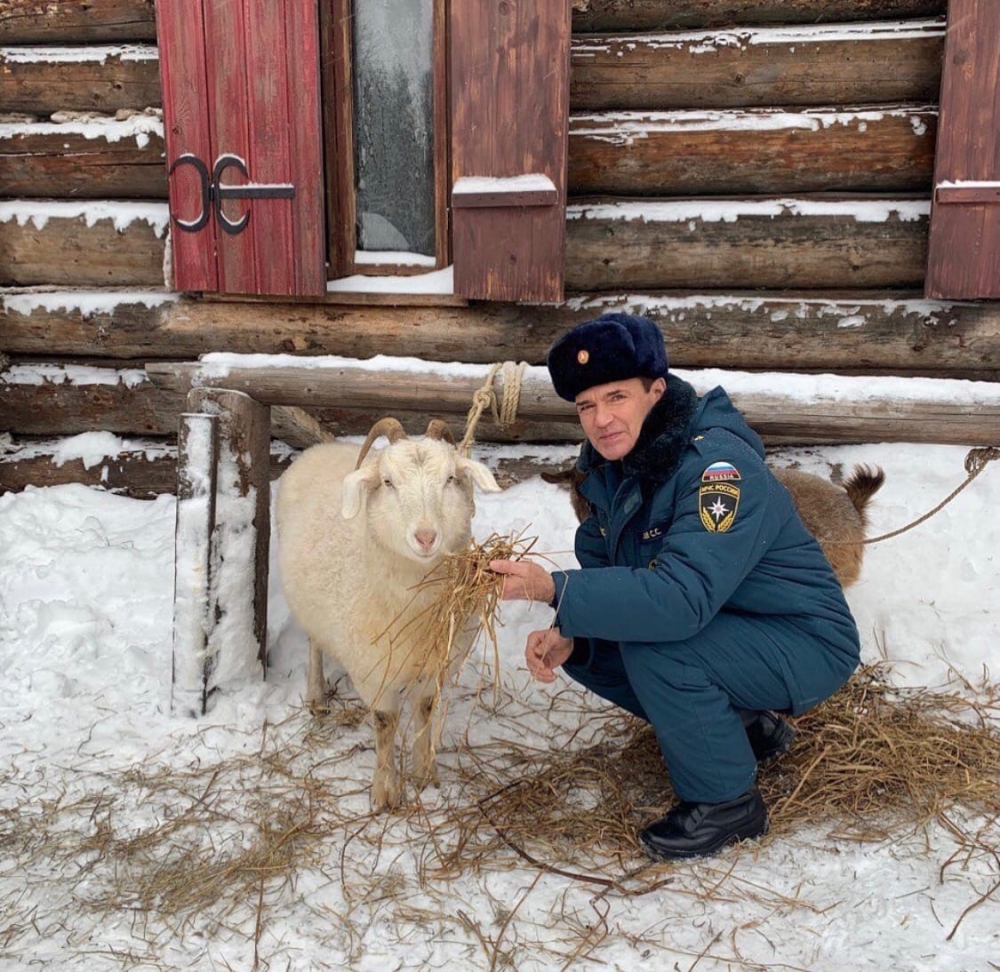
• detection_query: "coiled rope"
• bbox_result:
[458,361,528,456]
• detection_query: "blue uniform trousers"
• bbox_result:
[562,610,852,803]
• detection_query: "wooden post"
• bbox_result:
[171,410,219,717]
[170,387,271,716]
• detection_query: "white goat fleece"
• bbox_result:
[276,434,501,809]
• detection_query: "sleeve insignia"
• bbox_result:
[701,461,741,482]
[699,482,740,532]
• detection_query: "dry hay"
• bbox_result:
[391,534,1000,892]
[424,665,1000,891]
[3,533,998,957]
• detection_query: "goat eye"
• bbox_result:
[382,478,393,489]
[446,475,457,485]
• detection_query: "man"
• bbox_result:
[491,313,860,861]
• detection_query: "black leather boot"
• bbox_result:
[743,710,796,764]
[639,788,769,861]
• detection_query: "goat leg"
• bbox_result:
[411,693,440,791]
[305,638,326,709]
[372,708,402,811]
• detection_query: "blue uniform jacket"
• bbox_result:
[550,375,861,714]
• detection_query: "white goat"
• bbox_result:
[276,417,501,811]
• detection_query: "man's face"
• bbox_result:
[575,376,666,461]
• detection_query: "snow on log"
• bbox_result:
[144,354,1000,447]
[170,388,271,716]
[171,410,218,717]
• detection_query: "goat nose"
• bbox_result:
[415,528,437,552]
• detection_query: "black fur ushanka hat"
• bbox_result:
[547,313,669,402]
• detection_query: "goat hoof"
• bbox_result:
[412,768,439,793]
[372,777,402,813]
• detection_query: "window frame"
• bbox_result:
[321,0,450,280]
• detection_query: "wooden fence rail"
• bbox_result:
[142,358,1000,447]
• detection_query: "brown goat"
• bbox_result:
[541,463,885,588]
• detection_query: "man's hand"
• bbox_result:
[525,628,574,683]
[489,559,556,604]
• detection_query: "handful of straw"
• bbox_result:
[405,530,538,681]
[368,531,538,719]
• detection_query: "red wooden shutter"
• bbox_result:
[156,0,326,296]
[925,0,1000,299]
[450,0,570,303]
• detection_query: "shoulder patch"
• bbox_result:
[699,481,740,532]
[702,461,741,483]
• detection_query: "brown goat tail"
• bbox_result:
[843,464,885,521]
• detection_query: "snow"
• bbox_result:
[0,44,158,63]
[1,289,178,317]
[570,106,935,143]
[327,264,454,293]
[1,429,998,969]
[0,199,170,235]
[571,19,945,58]
[0,111,163,148]
[568,197,930,223]
[453,174,558,194]
[185,353,1000,409]
[2,362,148,388]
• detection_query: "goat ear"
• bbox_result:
[341,466,377,519]
[457,457,502,493]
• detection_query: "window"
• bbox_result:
[323,0,448,277]
[157,0,569,301]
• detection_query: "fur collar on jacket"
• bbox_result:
[579,374,700,486]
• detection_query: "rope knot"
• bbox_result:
[458,361,529,456]
[965,445,1000,476]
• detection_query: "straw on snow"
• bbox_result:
[3,663,997,951]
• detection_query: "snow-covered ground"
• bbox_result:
[1,425,998,970]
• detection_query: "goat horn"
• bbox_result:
[355,417,407,469]
[424,419,455,445]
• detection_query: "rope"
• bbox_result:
[856,445,1000,545]
[458,360,528,456]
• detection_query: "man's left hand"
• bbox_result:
[489,559,556,604]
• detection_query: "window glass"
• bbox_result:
[352,0,436,258]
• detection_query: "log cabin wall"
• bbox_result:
[1,0,998,493]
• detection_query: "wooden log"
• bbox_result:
[0,0,945,43]
[171,410,219,717]
[565,197,930,290]
[0,114,167,199]
[6,289,999,379]
[0,45,161,115]
[0,196,931,292]
[0,0,157,44]
[0,106,935,203]
[1,22,947,119]
[0,363,580,442]
[569,107,937,197]
[143,358,1000,446]
[571,22,945,111]
[0,201,168,287]
[0,434,581,495]
[187,387,271,679]
[0,361,184,435]
[572,1,946,32]
[0,439,293,496]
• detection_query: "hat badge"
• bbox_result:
[577,349,590,365]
